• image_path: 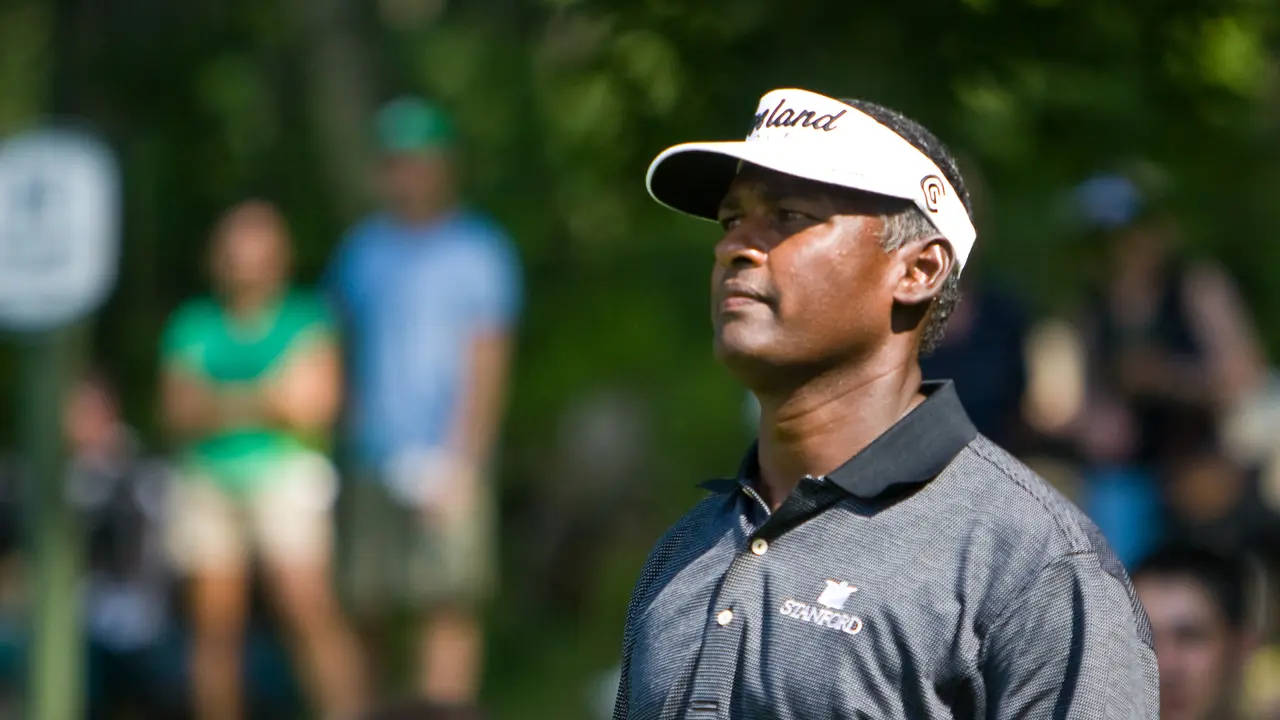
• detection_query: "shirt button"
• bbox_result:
[750,538,768,556]
[716,609,734,626]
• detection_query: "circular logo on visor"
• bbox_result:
[920,175,945,212]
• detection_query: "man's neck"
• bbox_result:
[225,286,280,321]
[394,197,457,227]
[753,356,924,510]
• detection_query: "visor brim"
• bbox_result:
[644,142,751,222]
[645,140,912,222]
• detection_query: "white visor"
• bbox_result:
[646,88,977,271]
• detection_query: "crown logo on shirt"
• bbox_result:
[816,580,858,610]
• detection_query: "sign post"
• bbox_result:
[17,327,82,720]
[0,127,120,720]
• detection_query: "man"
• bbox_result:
[613,88,1158,719]
[327,96,521,705]
[1133,544,1256,720]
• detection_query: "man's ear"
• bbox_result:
[892,237,955,305]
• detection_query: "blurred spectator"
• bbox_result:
[1080,220,1264,464]
[920,277,1029,449]
[63,373,185,718]
[1067,175,1268,565]
[1074,175,1266,463]
[1159,410,1280,559]
[1221,372,1280,516]
[1133,544,1258,720]
[527,391,649,613]
[327,96,521,707]
[0,461,22,716]
[159,201,365,719]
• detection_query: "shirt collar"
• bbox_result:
[707,380,977,499]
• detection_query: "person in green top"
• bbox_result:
[159,200,365,719]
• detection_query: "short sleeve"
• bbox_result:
[159,300,211,373]
[272,291,338,366]
[981,554,1159,720]
[463,230,522,329]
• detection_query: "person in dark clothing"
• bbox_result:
[613,88,1157,719]
[63,374,186,719]
[1072,181,1265,469]
[1067,176,1268,567]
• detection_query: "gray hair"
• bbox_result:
[879,205,961,355]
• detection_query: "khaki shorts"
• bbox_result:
[339,472,496,616]
[166,451,338,573]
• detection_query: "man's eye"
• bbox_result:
[719,215,743,231]
[779,209,812,223]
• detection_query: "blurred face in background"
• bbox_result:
[711,164,901,391]
[1136,573,1247,720]
[63,377,121,460]
[380,149,455,223]
[1111,216,1175,280]
[210,201,291,309]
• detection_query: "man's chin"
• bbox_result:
[714,327,770,364]
[713,332,791,386]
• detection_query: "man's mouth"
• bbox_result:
[717,282,774,310]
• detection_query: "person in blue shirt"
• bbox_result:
[327,96,521,707]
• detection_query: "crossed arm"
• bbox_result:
[160,333,342,440]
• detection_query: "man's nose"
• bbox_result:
[714,220,771,268]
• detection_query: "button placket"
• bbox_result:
[687,529,763,718]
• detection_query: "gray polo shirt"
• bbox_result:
[613,381,1158,719]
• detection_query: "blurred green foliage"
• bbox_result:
[2,0,1279,716]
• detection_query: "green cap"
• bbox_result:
[375,95,455,152]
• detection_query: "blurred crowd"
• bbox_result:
[923,173,1280,720]
[4,96,518,719]
[0,97,1277,720]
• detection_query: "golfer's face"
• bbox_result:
[711,164,898,386]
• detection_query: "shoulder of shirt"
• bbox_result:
[329,216,385,268]
[347,211,513,252]
[281,287,325,310]
[453,208,506,233]
[647,492,730,555]
[945,437,1154,652]
[168,296,219,326]
[629,493,733,601]
[348,213,393,238]
[450,211,518,253]
[954,434,1129,582]
[280,288,333,322]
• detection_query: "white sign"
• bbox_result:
[0,128,120,331]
